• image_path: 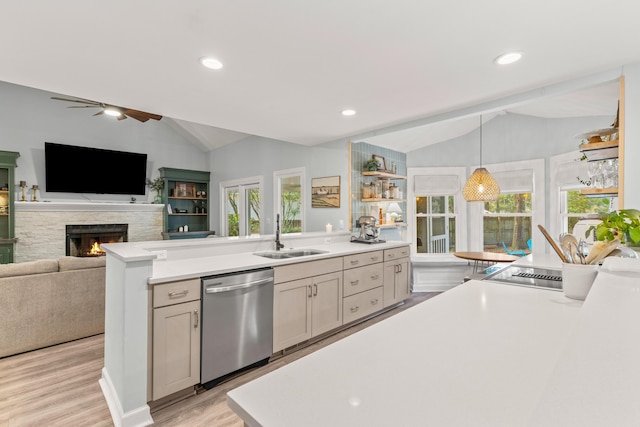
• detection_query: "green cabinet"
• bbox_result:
[159,168,212,239]
[0,151,20,263]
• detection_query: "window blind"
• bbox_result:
[414,175,460,195]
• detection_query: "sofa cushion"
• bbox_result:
[0,259,58,278]
[58,256,106,272]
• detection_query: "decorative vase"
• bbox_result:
[154,194,162,204]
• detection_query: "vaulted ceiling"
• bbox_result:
[1,1,637,152]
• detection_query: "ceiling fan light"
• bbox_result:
[200,56,223,70]
[103,107,122,117]
[462,167,500,201]
[341,109,356,116]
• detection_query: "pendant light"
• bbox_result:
[462,115,500,201]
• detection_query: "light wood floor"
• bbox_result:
[0,292,440,427]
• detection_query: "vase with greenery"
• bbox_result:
[146,177,164,204]
[364,157,379,171]
[586,209,640,245]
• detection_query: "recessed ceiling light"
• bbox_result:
[200,57,223,70]
[494,51,522,65]
[341,109,356,116]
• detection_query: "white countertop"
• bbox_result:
[227,257,640,427]
[145,238,408,284]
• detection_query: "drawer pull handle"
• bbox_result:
[371,274,379,280]
[370,299,379,305]
[168,290,188,298]
[350,260,359,265]
[194,310,199,328]
[371,256,379,261]
[308,285,312,298]
[388,253,395,258]
[350,306,359,313]
[313,284,318,296]
[401,251,408,256]
[350,280,359,286]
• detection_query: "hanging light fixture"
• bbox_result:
[462,115,500,201]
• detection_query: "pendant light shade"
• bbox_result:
[462,116,500,202]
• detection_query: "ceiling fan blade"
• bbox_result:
[51,96,101,106]
[68,105,102,109]
[93,110,104,117]
[117,114,128,121]
[123,109,163,123]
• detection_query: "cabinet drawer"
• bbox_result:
[153,278,201,308]
[343,263,383,297]
[274,257,343,283]
[343,250,383,270]
[384,246,410,261]
[342,287,384,324]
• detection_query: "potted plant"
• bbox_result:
[586,208,640,244]
[364,157,379,171]
[146,177,164,204]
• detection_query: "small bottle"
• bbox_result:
[379,208,384,225]
[184,225,189,232]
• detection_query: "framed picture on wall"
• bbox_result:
[311,176,340,208]
[373,154,386,171]
[175,182,196,197]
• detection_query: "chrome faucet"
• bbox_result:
[275,213,285,251]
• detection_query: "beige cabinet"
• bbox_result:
[342,250,385,324]
[151,279,201,401]
[383,246,411,307]
[273,259,343,352]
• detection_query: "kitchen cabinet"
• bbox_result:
[0,151,19,264]
[342,250,385,323]
[273,258,343,352]
[383,246,411,307]
[159,167,211,239]
[151,278,201,401]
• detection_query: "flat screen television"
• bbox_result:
[45,142,148,195]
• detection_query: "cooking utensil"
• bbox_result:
[538,224,569,263]
[585,239,620,265]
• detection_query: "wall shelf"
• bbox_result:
[580,187,618,197]
[362,171,407,179]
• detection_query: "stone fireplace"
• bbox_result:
[66,223,128,257]
[14,202,164,263]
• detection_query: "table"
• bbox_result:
[454,251,519,272]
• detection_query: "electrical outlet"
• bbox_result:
[324,237,332,244]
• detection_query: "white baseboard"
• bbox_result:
[100,368,154,427]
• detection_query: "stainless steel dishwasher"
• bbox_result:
[200,267,274,389]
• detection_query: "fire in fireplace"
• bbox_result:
[66,224,128,257]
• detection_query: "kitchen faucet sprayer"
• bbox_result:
[275,213,284,251]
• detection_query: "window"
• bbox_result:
[550,151,615,239]
[483,193,532,253]
[220,177,262,237]
[274,168,305,234]
[408,167,466,256]
[415,196,456,253]
[468,159,544,253]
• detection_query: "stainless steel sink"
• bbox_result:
[254,249,328,259]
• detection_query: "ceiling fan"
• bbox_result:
[51,96,163,122]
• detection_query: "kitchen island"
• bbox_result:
[98,231,410,427]
[227,256,640,427]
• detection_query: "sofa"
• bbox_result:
[0,256,106,358]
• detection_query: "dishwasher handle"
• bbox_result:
[204,277,273,294]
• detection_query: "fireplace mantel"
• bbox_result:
[15,201,164,212]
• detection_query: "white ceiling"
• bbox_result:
[1,1,637,153]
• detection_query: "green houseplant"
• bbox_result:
[364,157,379,171]
[586,209,640,244]
[146,177,164,204]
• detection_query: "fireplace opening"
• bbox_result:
[66,224,128,257]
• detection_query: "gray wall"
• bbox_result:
[209,136,349,234]
[0,80,209,204]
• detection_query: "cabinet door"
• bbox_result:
[311,271,343,337]
[383,259,410,307]
[152,300,201,400]
[273,278,312,352]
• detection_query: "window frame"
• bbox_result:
[219,175,263,237]
[468,159,545,252]
[273,167,306,235]
[408,167,467,259]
